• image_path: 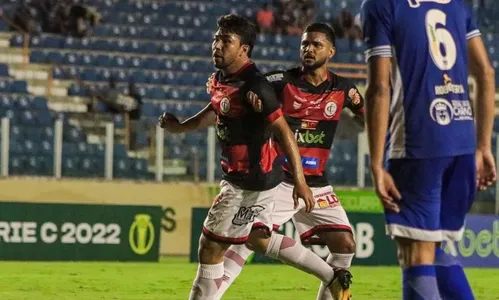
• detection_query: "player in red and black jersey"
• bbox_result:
[159,15,346,300]
[214,23,364,300]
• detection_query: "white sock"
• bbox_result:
[189,263,224,300]
[214,245,254,298]
[265,233,335,283]
[316,253,354,300]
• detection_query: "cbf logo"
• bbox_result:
[430,98,453,125]
[129,214,155,255]
[232,205,265,226]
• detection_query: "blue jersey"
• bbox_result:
[361,0,480,159]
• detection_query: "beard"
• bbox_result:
[213,55,236,69]
[301,56,328,71]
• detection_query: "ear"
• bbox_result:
[240,44,250,57]
[329,47,336,60]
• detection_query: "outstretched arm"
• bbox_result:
[158,104,216,133]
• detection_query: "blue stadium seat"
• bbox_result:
[62,157,80,177]
[114,144,128,158]
[46,51,63,64]
[0,64,8,76]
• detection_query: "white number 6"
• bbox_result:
[425,9,457,71]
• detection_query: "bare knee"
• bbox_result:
[396,237,436,268]
[319,231,356,254]
[245,229,271,254]
[198,235,229,264]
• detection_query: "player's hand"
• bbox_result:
[371,167,401,213]
[476,148,497,190]
[157,112,180,131]
[206,73,215,94]
[292,181,315,213]
[246,91,263,112]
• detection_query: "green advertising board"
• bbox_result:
[190,208,397,266]
[0,202,162,261]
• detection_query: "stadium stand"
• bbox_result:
[0,0,497,203]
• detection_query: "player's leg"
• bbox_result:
[189,180,249,300]
[216,182,298,297]
[189,235,230,300]
[240,185,337,290]
[435,154,475,300]
[386,158,449,300]
[293,186,355,300]
[315,231,355,300]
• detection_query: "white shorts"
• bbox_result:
[202,180,276,244]
[271,182,352,244]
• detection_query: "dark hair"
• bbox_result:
[304,23,336,47]
[217,14,257,57]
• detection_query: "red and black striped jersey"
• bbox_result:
[210,62,283,191]
[265,67,365,187]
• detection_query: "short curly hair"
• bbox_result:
[216,14,257,57]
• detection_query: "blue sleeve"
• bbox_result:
[360,0,393,61]
[464,2,481,40]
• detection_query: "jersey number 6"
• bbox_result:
[425,9,457,71]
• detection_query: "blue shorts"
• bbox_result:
[385,154,475,242]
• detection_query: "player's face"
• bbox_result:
[212,29,246,69]
[300,32,335,70]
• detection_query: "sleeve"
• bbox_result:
[464,2,481,40]
[344,81,365,114]
[248,79,283,123]
[360,0,394,61]
[264,71,287,101]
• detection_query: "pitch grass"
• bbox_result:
[0,257,498,300]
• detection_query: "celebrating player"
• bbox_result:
[210,23,363,300]
[159,15,346,300]
[361,0,496,299]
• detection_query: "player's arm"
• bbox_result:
[365,58,390,172]
[361,0,393,173]
[468,36,497,187]
[465,3,497,189]
[249,80,314,212]
[468,37,495,151]
[158,104,216,133]
[361,0,401,210]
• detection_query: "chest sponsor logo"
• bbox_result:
[294,130,326,145]
[429,98,473,126]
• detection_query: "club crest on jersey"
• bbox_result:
[430,98,453,125]
[220,97,231,114]
[232,205,265,226]
[324,101,337,118]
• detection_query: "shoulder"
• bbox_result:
[329,71,352,89]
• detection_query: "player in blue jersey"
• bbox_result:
[361,0,496,299]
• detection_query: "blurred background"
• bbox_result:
[0,0,497,258]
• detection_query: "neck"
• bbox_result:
[222,58,251,77]
[301,66,329,86]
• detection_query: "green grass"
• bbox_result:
[0,257,498,299]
